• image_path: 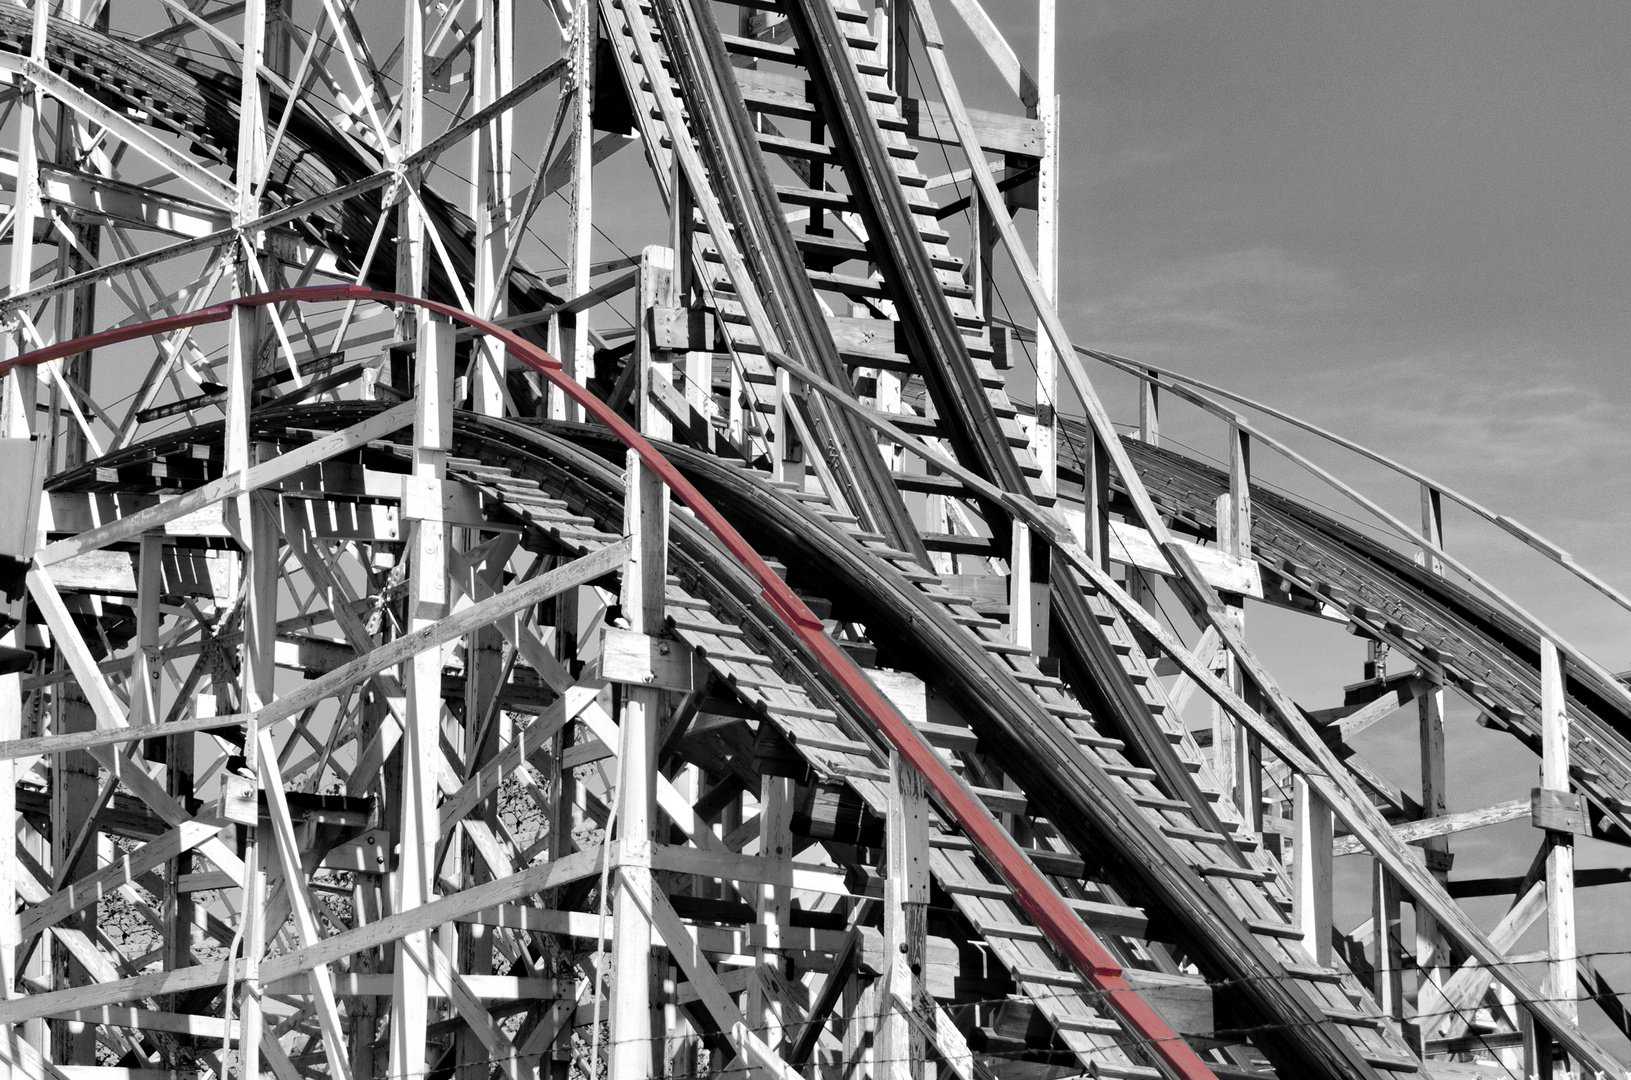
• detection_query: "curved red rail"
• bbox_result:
[2,284,1217,1080]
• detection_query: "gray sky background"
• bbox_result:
[1035,1,1630,648]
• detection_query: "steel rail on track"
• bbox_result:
[0,283,1222,1080]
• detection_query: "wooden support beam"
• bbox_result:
[1293,778,1332,967]
[609,440,669,1079]
[1373,862,1404,1025]
[390,302,451,1080]
[747,771,794,1050]
[1415,483,1451,1000]
[1540,637,1576,1025]
[1330,799,1529,857]
[1030,0,1058,496]
[882,750,931,1080]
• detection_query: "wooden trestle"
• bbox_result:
[0,2,1627,1080]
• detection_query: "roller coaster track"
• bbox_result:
[0,3,1625,1080]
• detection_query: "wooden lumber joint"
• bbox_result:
[591,627,702,691]
[1531,787,1589,835]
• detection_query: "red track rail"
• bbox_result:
[2,284,1218,1080]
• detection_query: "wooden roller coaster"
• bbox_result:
[0,2,1626,1079]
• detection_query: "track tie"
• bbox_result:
[1283,963,1345,984]
[1194,862,1277,883]
[1245,917,1304,940]
[1050,1013,1123,1036]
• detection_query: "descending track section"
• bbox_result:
[2,2,1628,1080]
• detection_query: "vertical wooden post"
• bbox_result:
[844,974,879,1077]
[883,751,930,1080]
[1030,0,1058,496]
[876,358,903,476]
[0,20,46,999]
[459,544,509,1078]
[50,696,97,1064]
[389,316,453,1080]
[470,0,513,414]
[1540,637,1576,1026]
[881,0,909,95]
[386,3,433,1075]
[349,692,386,1080]
[1522,1002,1551,1080]
[1293,777,1332,966]
[145,532,194,1011]
[542,576,579,1080]
[609,447,667,1080]
[1127,375,1158,609]
[748,775,793,1048]
[1010,524,1035,651]
[1228,427,1253,561]
[1139,374,1160,446]
[638,247,676,442]
[610,304,672,1077]
[973,199,996,320]
[130,535,163,729]
[234,490,279,1080]
[1415,485,1451,1013]
[1373,861,1405,1025]
[1,0,46,442]
[227,7,269,1075]
[1218,427,1260,826]
[553,0,596,422]
[1083,433,1111,573]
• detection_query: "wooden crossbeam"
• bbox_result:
[1330,799,1530,857]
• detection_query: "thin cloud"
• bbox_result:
[1083,246,1346,338]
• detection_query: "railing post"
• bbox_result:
[1138,372,1160,446]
